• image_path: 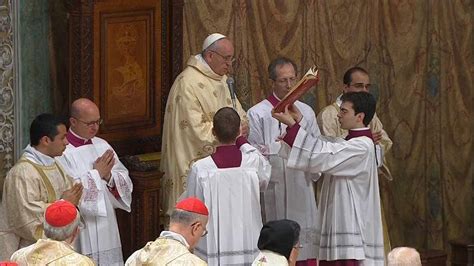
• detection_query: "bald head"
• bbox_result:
[70,98,101,139]
[387,247,421,266]
[71,98,99,118]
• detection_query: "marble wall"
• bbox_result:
[0,0,54,194]
[19,0,52,148]
[0,0,16,195]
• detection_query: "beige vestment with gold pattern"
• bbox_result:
[160,55,247,215]
[126,236,207,266]
[0,146,73,260]
[10,238,95,266]
[316,96,392,256]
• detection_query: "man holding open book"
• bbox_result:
[247,57,320,266]
[316,66,393,256]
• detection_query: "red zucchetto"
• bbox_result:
[175,197,209,216]
[45,200,78,227]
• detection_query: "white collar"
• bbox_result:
[336,94,343,107]
[273,92,282,101]
[349,127,370,131]
[23,144,56,166]
[194,54,219,76]
[159,231,190,249]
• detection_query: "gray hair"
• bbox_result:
[387,247,422,266]
[43,212,80,241]
[170,209,207,226]
[201,39,225,57]
[268,57,298,81]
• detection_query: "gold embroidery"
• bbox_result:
[203,144,215,154]
[198,82,205,89]
[201,113,211,123]
[163,178,173,189]
[18,159,59,203]
[34,226,44,241]
[179,120,190,129]
[226,98,232,105]
[213,91,218,98]
[208,112,216,120]
[176,95,182,103]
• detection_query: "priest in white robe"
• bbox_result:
[273,92,384,266]
[57,98,133,265]
[161,33,248,216]
[182,107,271,265]
[247,57,319,265]
[0,114,82,260]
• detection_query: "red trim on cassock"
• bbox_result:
[235,136,249,148]
[108,186,120,198]
[66,130,92,147]
[282,123,301,147]
[296,259,318,266]
[319,260,359,266]
[267,94,280,107]
[211,145,242,168]
[345,129,373,141]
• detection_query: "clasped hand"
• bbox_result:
[93,149,115,182]
[61,182,83,206]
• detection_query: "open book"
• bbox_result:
[274,66,319,113]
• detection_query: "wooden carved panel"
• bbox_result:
[67,0,185,156]
[99,10,156,131]
[93,1,161,142]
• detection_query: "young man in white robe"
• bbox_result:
[182,107,271,265]
[0,114,83,260]
[247,57,320,266]
[57,98,133,265]
[273,92,384,266]
[316,67,393,254]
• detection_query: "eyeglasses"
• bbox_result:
[293,243,303,250]
[210,50,235,63]
[73,117,103,127]
[191,221,208,237]
[349,83,371,90]
[275,77,297,85]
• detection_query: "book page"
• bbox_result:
[274,67,319,113]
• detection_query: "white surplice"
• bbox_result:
[57,135,133,265]
[280,127,384,266]
[247,97,320,261]
[182,143,271,265]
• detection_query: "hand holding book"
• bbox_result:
[273,66,319,113]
